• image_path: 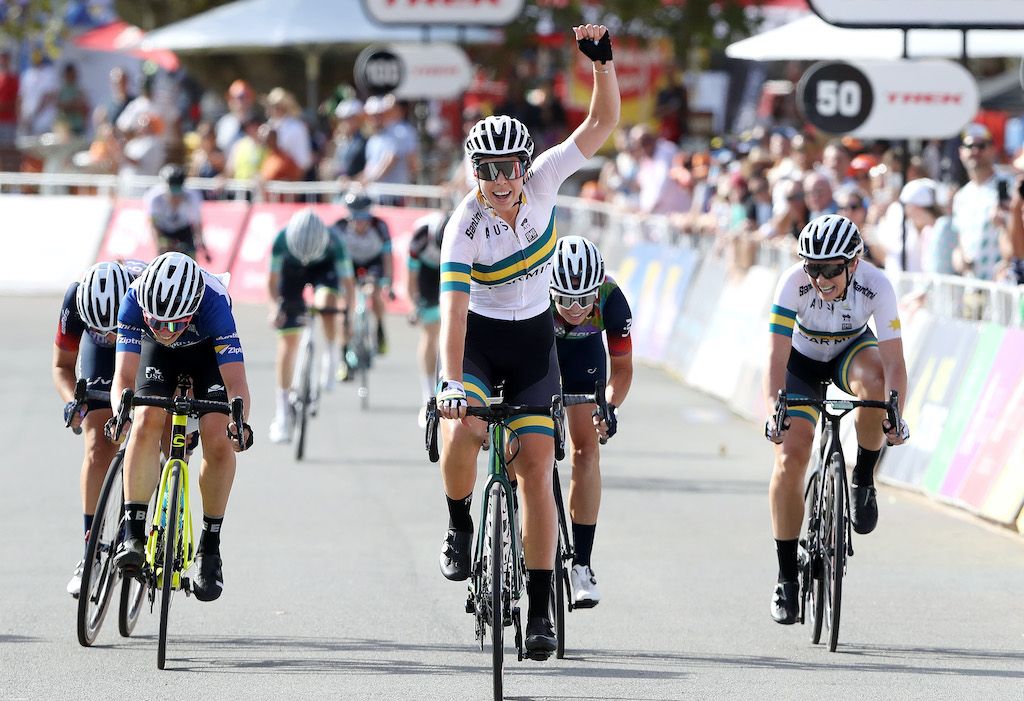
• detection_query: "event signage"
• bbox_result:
[808,0,1024,28]
[797,59,978,139]
[355,43,472,99]
[362,0,524,25]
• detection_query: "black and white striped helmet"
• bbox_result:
[465,115,534,165]
[76,261,131,333]
[798,214,863,261]
[285,208,329,265]
[139,252,205,321]
[550,236,605,296]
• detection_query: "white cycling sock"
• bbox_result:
[420,372,436,404]
[276,388,290,420]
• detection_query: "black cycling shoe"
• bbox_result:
[525,616,557,660]
[113,537,146,576]
[851,484,879,535]
[771,581,800,625]
[192,551,224,602]
[439,529,472,581]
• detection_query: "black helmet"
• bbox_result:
[344,190,373,219]
[160,164,186,190]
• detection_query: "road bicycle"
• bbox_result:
[347,273,378,411]
[425,394,565,700]
[291,305,338,461]
[110,378,245,669]
[550,380,611,659]
[774,383,900,652]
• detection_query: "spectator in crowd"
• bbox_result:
[187,121,226,182]
[56,63,89,137]
[900,178,957,275]
[803,171,837,220]
[319,98,366,186]
[224,116,265,185]
[531,81,568,152]
[951,124,1005,280]
[745,175,774,230]
[18,47,59,136]
[0,50,18,170]
[265,87,312,178]
[216,79,256,153]
[360,95,407,205]
[821,140,854,189]
[632,125,688,215]
[835,186,885,268]
[654,69,689,145]
[100,67,135,127]
[116,76,166,187]
[259,124,303,185]
[761,177,808,241]
[381,94,418,184]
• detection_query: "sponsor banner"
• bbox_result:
[647,248,700,363]
[920,324,1004,496]
[982,417,1024,525]
[955,330,1024,513]
[880,316,979,488]
[666,255,729,379]
[0,195,111,293]
[94,200,249,274]
[228,203,432,310]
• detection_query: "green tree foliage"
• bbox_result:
[2,0,64,46]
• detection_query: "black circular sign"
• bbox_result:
[355,47,403,96]
[797,62,874,135]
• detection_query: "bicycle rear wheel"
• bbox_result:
[295,344,312,462]
[804,471,825,645]
[827,451,846,652]
[488,484,504,701]
[77,450,125,646]
[157,466,182,670]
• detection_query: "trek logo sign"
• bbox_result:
[808,0,1024,29]
[362,0,524,25]
[798,60,978,139]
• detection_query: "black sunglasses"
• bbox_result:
[475,159,526,181]
[803,262,848,280]
[838,201,863,211]
[962,141,989,151]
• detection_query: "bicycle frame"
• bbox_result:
[145,411,194,591]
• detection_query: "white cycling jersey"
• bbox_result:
[769,260,901,362]
[440,139,587,321]
[143,183,202,232]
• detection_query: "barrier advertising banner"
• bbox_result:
[982,418,1024,525]
[920,324,1004,496]
[0,195,111,293]
[666,255,729,379]
[95,200,250,274]
[647,248,700,363]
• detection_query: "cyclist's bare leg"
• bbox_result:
[566,403,601,525]
[122,405,165,502]
[417,321,440,402]
[439,399,486,500]
[197,412,235,517]
[515,434,557,569]
[275,331,302,392]
[845,347,886,452]
[768,417,815,540]
[81,409,117,513]
[315,287,340,346]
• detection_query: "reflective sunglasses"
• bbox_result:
[961,141,989,151]
[552,292,598,309]
[145,314,192,333]
[475,159,526,181]
[803,262,847,280]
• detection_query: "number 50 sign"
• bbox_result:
[797,60,979,139]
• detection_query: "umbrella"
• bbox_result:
[726,13,1024,61]
[140,0,501,107]
[74,21,180,71]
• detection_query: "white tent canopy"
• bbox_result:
[141,0,500,106]
[726,14,1024,61]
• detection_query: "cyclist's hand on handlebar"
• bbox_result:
[883,417,910,446]
[437,380,468,419]
[764,414,790,444]
[104,417,130,444]
[64,400,86,432]
[227,421,254,452]
[592,403,618,439]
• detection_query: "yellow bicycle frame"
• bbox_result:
[144,412,194,590]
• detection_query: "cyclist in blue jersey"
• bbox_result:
[435,23,619,658]
[53,260,144,597]
[110,252,253,603]
[549,236,633,609]
[408,210,447,428]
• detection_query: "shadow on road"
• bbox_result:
[603,475,765,496]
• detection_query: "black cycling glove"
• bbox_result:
[228,422,254,451]
[577,31,613,64]
[594,403,618,439]
[64,400,83,425]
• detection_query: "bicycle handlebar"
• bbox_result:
[66,378,113,435]
[776,389,900,438]
[109,388,247,450]
[562,380,610,445]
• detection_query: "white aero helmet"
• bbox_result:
[76,261,132,333]
[139,252,205,321]
[550,236,605,296]
[285,208,329,265]
[465,115,535,165]
[798,214,863,261]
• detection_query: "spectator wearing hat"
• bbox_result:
[952,124,1007,280]
[320,98,367,185]
[360,94,407,205]
[900,178,957,275]
[216,79,257,152]
[265,87,312,177]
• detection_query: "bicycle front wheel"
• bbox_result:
[552,538,567,659]
[804,471,824,645]
[488,484,504,701]
[827,451,846,652]
[77,450,125,646]
[294,341,312,461]
[157,466,182,670]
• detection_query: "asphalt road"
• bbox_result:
[1,296,1022,700]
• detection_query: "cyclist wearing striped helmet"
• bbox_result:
[764,214,909,625]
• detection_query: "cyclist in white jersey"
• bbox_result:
[763,214,910,625]
[435,24,619,659]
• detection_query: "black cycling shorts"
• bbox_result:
[156,225,197,258]
[278,258,340,331]
[556,333,605,395]
[463,310,560,437]
[79,334,114,411]
[353,256,385,283]
[785,329,878,426]
[136,337,228,402]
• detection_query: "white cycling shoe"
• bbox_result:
[268,415,293,444]
[569,564,601,608]
[67,560,84,598]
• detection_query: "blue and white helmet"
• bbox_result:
[798,214,863,261]
[138,252,205,321]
